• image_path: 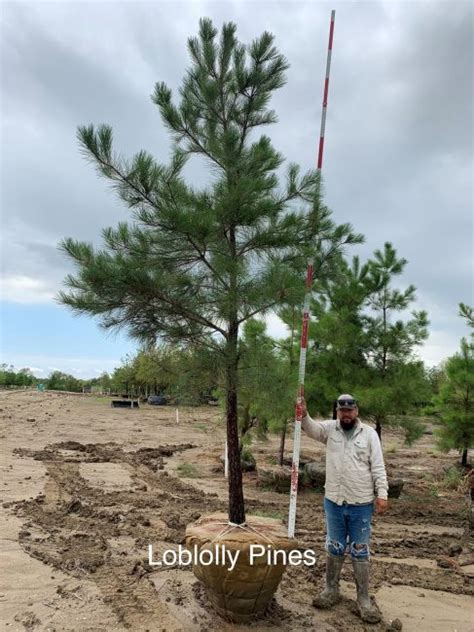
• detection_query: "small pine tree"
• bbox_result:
[365,242,429,378]
[306,243,430,442]
[435,305,474,466]
[237,319,298,464]
[307,254,372,415]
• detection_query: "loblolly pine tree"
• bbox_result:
[306,254,372,415]
[58,19,362,524]
[272,306,302,465]
[434,303,474,467]
[360,243,429,441]
[364,242,429,377]
[237,319,277,445]
[237,318,298,464]
[435,342,474,467]
[304,244,430,443]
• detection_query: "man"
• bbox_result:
[301,393,388,624]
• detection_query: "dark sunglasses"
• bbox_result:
[337,398,357,408]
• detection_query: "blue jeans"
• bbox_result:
[323,497,374,559]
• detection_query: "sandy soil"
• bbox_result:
[0,391,472,631]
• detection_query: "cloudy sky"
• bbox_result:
[1,0,472,378]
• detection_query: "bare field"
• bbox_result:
[1,391,472,631]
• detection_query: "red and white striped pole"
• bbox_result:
[317,9,336,170]
[288,9,336,539]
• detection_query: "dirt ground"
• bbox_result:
[1,391,473,632]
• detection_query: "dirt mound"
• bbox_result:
[14,440,196,471]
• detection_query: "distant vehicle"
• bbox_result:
[148,395,167,406]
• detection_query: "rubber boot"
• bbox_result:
[312,553,344,609]
[351,558,382,623]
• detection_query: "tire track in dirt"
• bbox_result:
[9,441,224,629]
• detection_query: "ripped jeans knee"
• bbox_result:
[349,542,370,559]
[325,537,346,557]
[323,497,374,560]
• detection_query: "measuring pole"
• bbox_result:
[288,9,336,539]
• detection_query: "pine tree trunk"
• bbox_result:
[226,326,245,525]
[375,418,382,443]
[461,447,468,467]
[240,405,251,450]
[278,422,287,466]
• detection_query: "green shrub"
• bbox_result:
[177,462,200,478]
[443,466,462,490]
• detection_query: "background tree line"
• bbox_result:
[2,267,472,467]
[0,290,474,465]
[2,270,472,467]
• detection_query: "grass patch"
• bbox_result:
[177,462,200,478]
[241,447,255,462]
[385,443,398,454]
[443,466,463,490]
[193,423,208,433]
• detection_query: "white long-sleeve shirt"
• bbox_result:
[302,414,388,504]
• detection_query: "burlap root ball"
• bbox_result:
[185,512,296,622]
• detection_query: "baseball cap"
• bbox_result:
[336,394,357,409]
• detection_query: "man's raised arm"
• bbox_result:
[300,398,332,444]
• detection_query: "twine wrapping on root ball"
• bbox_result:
[185,512,297,622]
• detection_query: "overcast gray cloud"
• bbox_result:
[1,0,472,367]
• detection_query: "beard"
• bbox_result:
[340,417,356,431]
